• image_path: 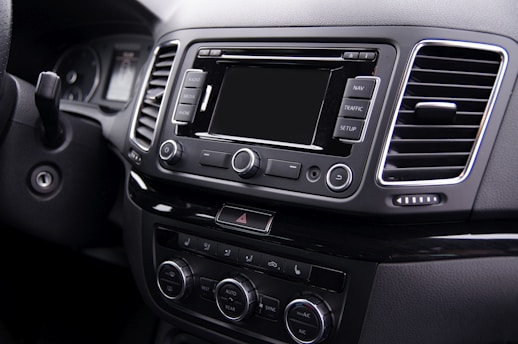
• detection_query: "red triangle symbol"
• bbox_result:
[236,213,247,224]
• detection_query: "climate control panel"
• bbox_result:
[153,228,347,343]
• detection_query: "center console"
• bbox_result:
[123,25,517,344]
[155,43,394,199]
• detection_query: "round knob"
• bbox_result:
[156,259,193,300]
[284,296,332,344]
[325,163,352,192]
[215,275,257,321]
[159,140,183,165]
[231,148,260,178]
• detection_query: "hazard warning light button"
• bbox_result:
[215,205,274,235]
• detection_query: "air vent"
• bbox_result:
[131,42,178,151]
[379,41,507,185]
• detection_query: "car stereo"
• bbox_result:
[157,43,395,198]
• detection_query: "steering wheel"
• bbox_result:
[0,0,12,136]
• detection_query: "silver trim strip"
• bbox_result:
[377,40,508,186]
[196,132,324,151]
[284,298,329,344]
[130,40,179,152]
[219,54,345,62]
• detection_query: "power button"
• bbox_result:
[326,164,353,192]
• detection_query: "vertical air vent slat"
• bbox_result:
[380,41,506,185]
[131,43,178,151]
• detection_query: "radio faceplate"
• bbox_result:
[158,43,396,198]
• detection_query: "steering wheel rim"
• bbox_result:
[0,0,10,94]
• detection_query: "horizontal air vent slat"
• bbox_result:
[149,79,168,87]
[389,138,475,153]
[386,152,470,168]
[410,69,497,86]
[131,43,177,150]
[381,42,504,184]
[136,126,154,141]
[140,106,159,119]
[152,70,171,77]
[155,60,174,68]
[138,116,156,129]
[157,51,177,59]
[383,166,466,181]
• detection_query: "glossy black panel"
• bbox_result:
[129,172,518,263]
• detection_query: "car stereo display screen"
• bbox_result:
[209,66,330,145]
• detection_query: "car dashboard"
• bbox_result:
[1,0,518,344]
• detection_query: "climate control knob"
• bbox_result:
[284,296,332,344]
[159,140,183,165]
[156,259,193,300]
[215,275,257,321]
[231,148,260,178]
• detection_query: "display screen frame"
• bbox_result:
[207,65,332,148]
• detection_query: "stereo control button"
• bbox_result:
[265,159,301,180]
[179,88,201,105]
[174,104,196,122]
[231,148,260,178]
[339,98,370,119]
[200,150,231,169]
[344,78,376,99]
[183,71,207,88]
[333,117,364,141]
[326,164,353,192]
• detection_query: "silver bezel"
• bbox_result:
[325,163,353,192]
[156,259,190,300]
[377,39,508,186]
[215,277,256,322]
[284,298,328,344]
[130,40,180,152]
[53,45,100,102]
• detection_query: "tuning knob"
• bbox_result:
[159,140,183,165]
[215,275,257,321]
[156,259,193,300]
[231,148,260,178]
[284,296,332,344]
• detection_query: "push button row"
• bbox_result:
[173,69,207,123]
[177,233,312,282]
[333,77,378,142]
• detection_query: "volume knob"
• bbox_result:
[159,140,183,165]
[231,148,260,178]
